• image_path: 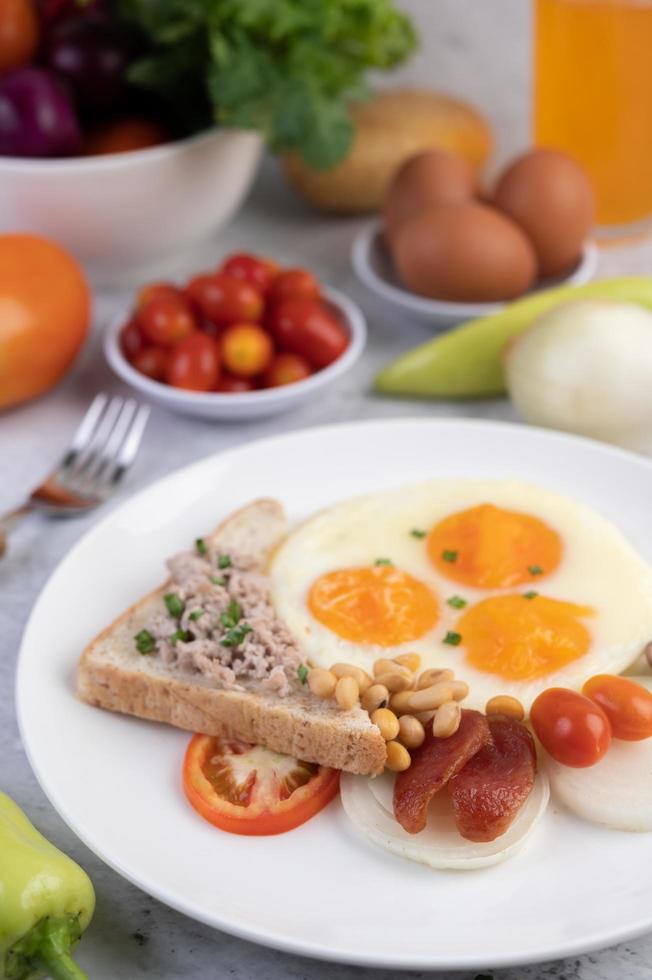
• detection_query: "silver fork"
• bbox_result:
[0,393,150,556]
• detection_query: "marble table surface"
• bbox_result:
[3,157,652,980]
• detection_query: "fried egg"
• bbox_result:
[269,480,652,709]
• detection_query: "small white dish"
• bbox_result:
[352,220,599,330]
[104,285,366,421]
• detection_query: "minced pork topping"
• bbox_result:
[134,537,305,697]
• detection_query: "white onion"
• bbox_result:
[340,769,549,870]
[545,677,652,832]
[504,299,652,452]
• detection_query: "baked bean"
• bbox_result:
[432,700,461,738]
[371,707,400,741]
[307,667,337,699]
[335,676,359,710]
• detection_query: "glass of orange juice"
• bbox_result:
[534,0,652,233]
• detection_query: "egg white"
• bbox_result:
[269,479,652,710]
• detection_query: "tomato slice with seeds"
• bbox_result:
[183,735,340,835]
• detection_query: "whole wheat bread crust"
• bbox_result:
[76,499,386,776]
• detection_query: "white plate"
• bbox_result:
[352,221,599,329]
[16,418,652,971]
[104,286,366,420]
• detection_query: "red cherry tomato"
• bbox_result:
[120,318,145,362]
[530,687,612,767]
[183,734,340,836]
[262,352,311,388]
[582,674,652,741]
[215,373,256,393]
[131,347,168,382]
[138,294,195,348]
[221,323,273,378]
[267,298,348,369]
[165,332,220,391]
[221,253,279,294]
[268,268,320,305]
[185,273,263,327]
[136,281,181,310]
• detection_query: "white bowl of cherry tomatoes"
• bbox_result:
[104,252,367,420]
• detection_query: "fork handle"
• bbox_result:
[0,503,32,556]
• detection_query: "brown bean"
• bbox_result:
[361,683,390,713]
[371,707,400,741]
[385,740,411,772]
[335,676,359,710]
[389,690,415,715]
[432,701,461,738]
[307,667,337,699]
[407,681,455,712]
[397,714,425,749]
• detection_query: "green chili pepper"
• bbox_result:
[0,791,95,980]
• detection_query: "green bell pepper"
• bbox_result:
[0,791,95,980]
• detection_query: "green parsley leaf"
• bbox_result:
[134,629,155,654]
[195,537,207,556]
[220,623,253,648]
[442,549,458,563]
[170,629,193,646]
[443,631,462,646]
[164,592,184,617]
[410,528,427,539]
[528,565,544,575]
[446,596,467,609]
[298,664,309,685]
[220,599,242,629]
[189,609,204,621]
[217,554,232,570]
[374,558,393,567]
[210,576,226,587]
[523,591,538,600]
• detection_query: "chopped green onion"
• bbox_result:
[220,623,252,648]
[410,529,427,539]
[195,537,207,556]
[134,629,155,654]
[374,558,393,566]
[523,591,538,600]
[443,630,462,646]
[211,576,226,587]
[164,593,184,617]
[170,629,192,645]
[220,599,242,629]
[442,549,458,563]
[298,664,309,685]
[217,554,232,569]
[446,596,467,609]
[528,565,544,576]
[189,609,204,621]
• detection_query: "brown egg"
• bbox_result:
[493,148,595,278]
[393,202,537,302]
[383,148,477,245]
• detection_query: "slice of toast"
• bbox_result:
[77,499,386,776]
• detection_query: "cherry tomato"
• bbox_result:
[120,318,145,362]
[221,323,273,378]
[131,346,167,381]
[530,687,612,767]
[216,373,256,393]
[183,734,340,836]
[136,281,181,310]
[84,118,168,156]
[185,273,263,327]
[139,294,195,347]
[262,352,311,388]
[268,268,320,305]
[221,253,278,294]
[582,674,652,741]
[0,0,39,74]
[267,298,348,369]
[165,332,220,391]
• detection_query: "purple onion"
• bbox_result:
[0,67,82,158]
[44,16,134,114]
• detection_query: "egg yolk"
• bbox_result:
[427,503,562,589]
[457,594,594,680]
[308,565,439,646]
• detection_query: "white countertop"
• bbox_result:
[3,2,652,975]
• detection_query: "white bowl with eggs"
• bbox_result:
[352,221,599,329]
[0,128,262,286]
[104,285,367,421]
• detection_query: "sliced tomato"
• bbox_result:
[183,735,340,835]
